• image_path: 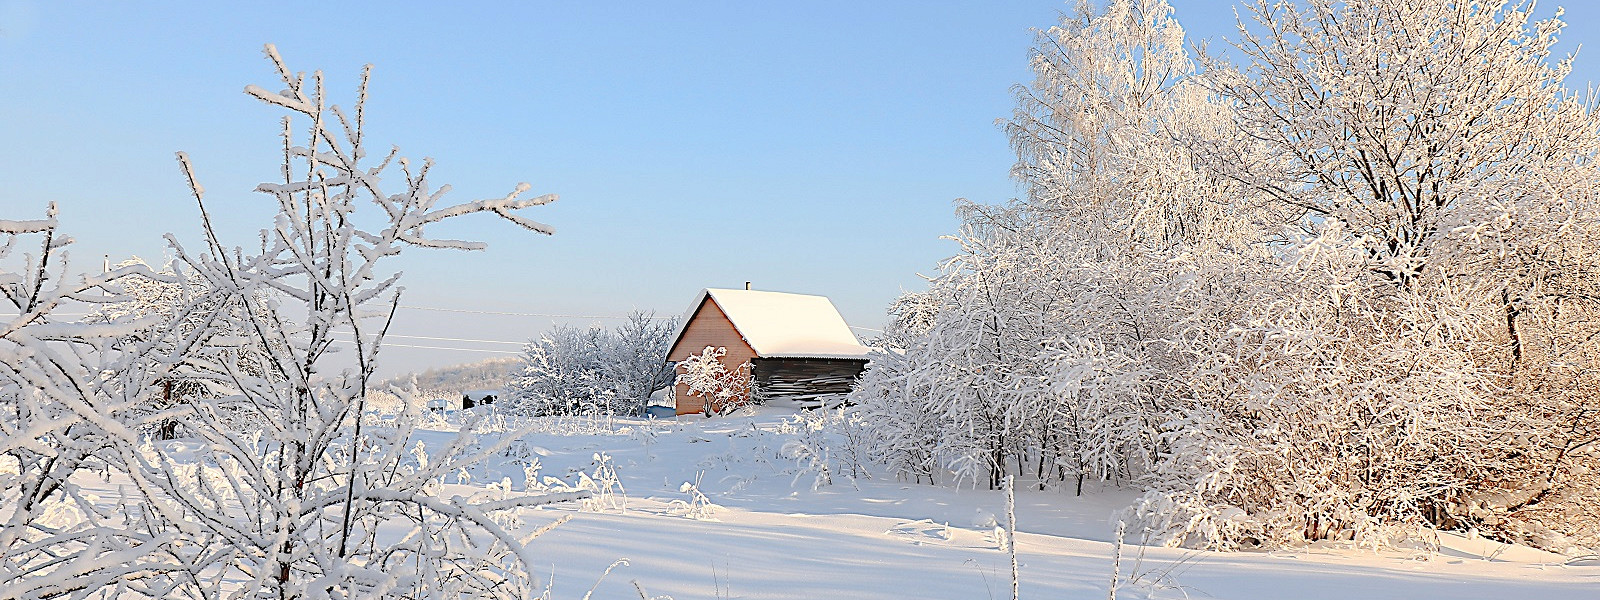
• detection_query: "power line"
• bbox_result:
[325,337,522,355]
[375,333,525,346]
[327,331,526,346]
[396,305,670,320]
[375,342,521,354]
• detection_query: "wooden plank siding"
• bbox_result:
[665,296,757,415]
[750,357,867,406]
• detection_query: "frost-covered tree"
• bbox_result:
[1208,0,1596,285]
[3,45,587,598]
[0,207,211,598]
[857,0,1600,553]
[505,311,678,416]
[853,0,1264,492]
[605,311,681,407]
[510,324,609,415]
[1135,0,1600,551]
[675,346,752,416]
[85,256,280,437]
[132,44,577,598]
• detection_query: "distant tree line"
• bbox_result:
[378,356,523,403]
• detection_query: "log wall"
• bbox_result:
[751,357,868,407]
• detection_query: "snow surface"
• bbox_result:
[670,288,872,360]
[70,406,1598,598]
[178,407,1600,597]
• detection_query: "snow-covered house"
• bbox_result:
[664,288,872,415]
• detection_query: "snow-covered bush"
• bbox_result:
[510,324,609,415]
[850,348,946,485]
[675,346,752,416]
[779,407,874,490]
[504,311,677,417]
[781,410,835,490]
[136,44,576,598]
[669,471,719,520]
[1131,231,1516,548]
[85,256,281,437]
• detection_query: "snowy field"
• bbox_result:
[122,405,1584,600]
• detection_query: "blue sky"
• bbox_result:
[0,1,1591,377]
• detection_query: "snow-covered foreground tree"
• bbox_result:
[1,45,587,599]
[504,311,677,417]
[853,0,1600,553]
[0,207,212,598]
[1156,0,1600,551]
[855,0,1271,493]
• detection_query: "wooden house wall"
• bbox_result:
[666,297,756,415]
[751,357,867,406]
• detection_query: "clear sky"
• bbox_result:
[0,1,1591,378]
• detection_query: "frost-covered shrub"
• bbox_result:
[1132,229,1599,551]
[509,324,609,415]
[778,407,875,490]
[851,348,946,485]
[668,471,719,520]
[1129,235,1497,548]
[505,311,677,417]
[675,346,752,416]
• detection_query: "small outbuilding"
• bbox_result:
[462,389,498,409]
[664,288,872,415]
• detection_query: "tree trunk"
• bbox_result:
[1503,287,1522,376]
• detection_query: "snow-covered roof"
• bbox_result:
[672,288,871,360]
